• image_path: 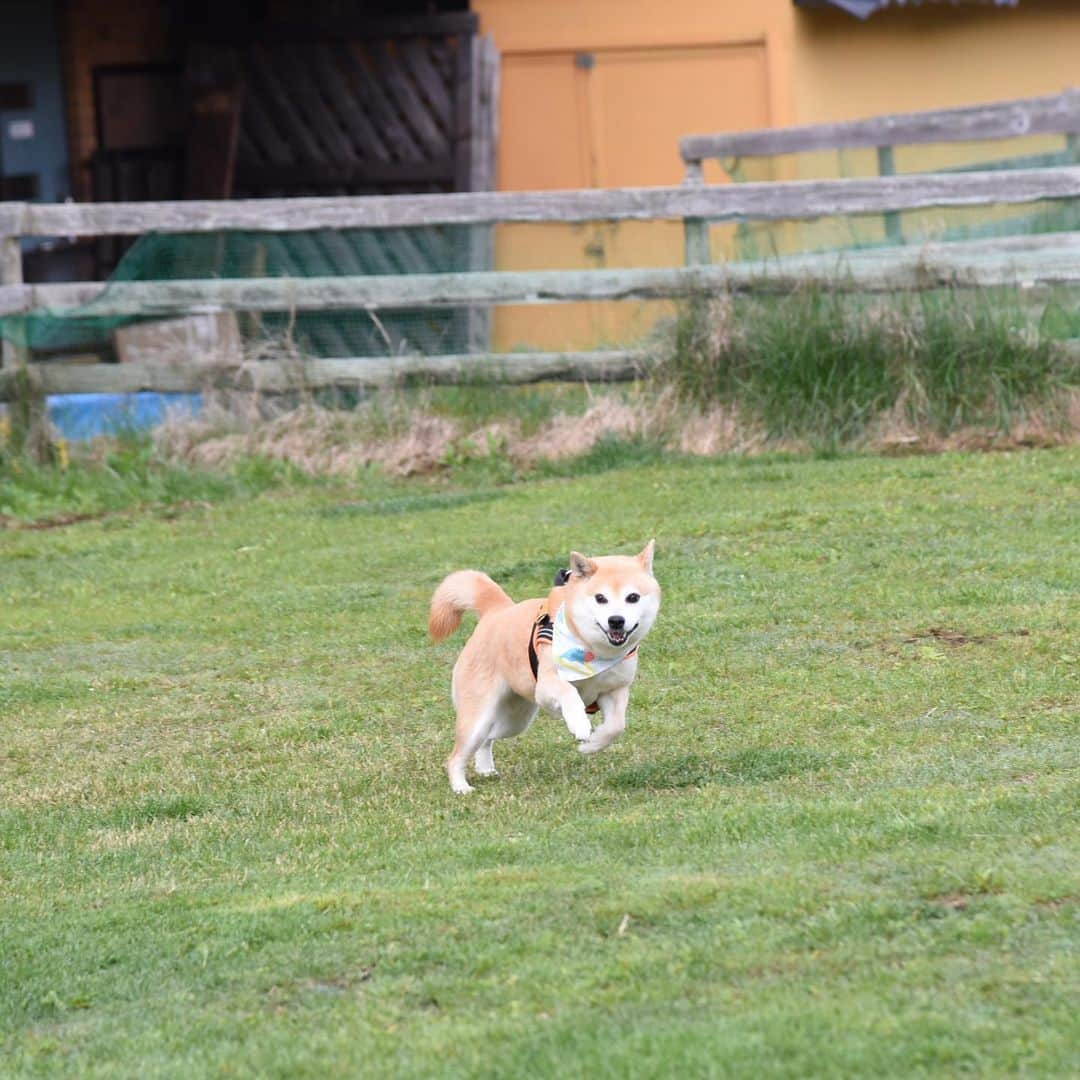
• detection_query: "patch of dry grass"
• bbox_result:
[157,395,461,477]
[153,379,1080,479]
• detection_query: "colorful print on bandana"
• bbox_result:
[551,604,636,682]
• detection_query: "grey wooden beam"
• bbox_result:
[0,203,28,238]
[681,89,1080,163]
[5,166,1080,237]
[6,243,1080,323]
[1,234,25,370]
[0,350,647,400]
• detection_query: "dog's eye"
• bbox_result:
[595,593,608,604]
[626,593,640,604]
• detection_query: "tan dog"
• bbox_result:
[429,542,660,793]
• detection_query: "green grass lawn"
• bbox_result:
[2,448,1077,1078]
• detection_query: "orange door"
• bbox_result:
[495,42,770,351]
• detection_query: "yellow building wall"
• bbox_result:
[790,2,1080,132]
[473,0,1080,350]
[472,0,799,350]
[779,2,1080,252]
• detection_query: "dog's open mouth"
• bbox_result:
[602,623,637,648]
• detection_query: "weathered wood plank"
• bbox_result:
[0,231,47,456]
[234,73,294,169]
[681,89,1080,163]
[308,43,394,166]
[0,203,27,238]
[1,234,24,369]
[876,145,902,243]
[271,46,358,166]
[401,38,453,134]
[14,167,1080,237]
[0,235,21,288]
[247,44,327,166]
[350,42,426,163]
[469,35,499,194]
[683,219,709,265]
[452,25,474,194]
[5,229,1080,318]
[185,45,245,200]
[372,39,448,158]
[0,350,645,400]
[467,34,499,350]
[6,244,1080,322]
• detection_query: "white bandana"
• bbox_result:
[551,603,636,682]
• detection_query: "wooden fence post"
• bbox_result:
[1,232,49,460]
[682,159,710,266]
[466,33,500,353]
[876,145,902,244]
[1,233,22,370]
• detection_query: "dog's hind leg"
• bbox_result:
[447,676,499,794]
[474,738,497,778]
[447,715,491,794]
[475,696,537,780]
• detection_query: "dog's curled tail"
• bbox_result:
[428,570,513,641]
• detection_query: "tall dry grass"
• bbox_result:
[151,287,1080,477]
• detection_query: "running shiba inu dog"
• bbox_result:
[428,542,660,793]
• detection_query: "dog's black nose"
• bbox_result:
[608,614,626,630]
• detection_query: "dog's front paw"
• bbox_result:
[562,699,592,741]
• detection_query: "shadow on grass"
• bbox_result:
[536,435,673,480]
[105,794,209,829]
[318,489,509,518]
[607,747,835,792]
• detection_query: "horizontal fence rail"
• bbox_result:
[0,351,646,398]
[681,89,1080,165]
[3,166,1080,238]
[3,160,1080,408]
[5,233,1080,320]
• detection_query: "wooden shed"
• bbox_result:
[3,0,497,280]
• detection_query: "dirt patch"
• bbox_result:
[0,510,107,531]
[265,966,373,1011]
[932,893,970,911]
[1035,895,1078,912]
[901,627,1032,648]
[903,627,992,647]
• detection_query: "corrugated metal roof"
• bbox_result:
[796,0,1019,19]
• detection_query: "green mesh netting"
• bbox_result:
[1,225,478,358]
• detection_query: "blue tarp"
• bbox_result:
[45,392,203,441]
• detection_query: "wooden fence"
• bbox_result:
[3,163,1080,400]
[681,89,1080,251]
[680,89,1080,174]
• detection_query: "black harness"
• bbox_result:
[527,610,554,680]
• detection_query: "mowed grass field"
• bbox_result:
[2,448,1078,1078]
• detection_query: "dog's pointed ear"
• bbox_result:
[637,539,656,573]
[569,551,597,579]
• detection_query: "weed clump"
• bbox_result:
[656,287,1078,448]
